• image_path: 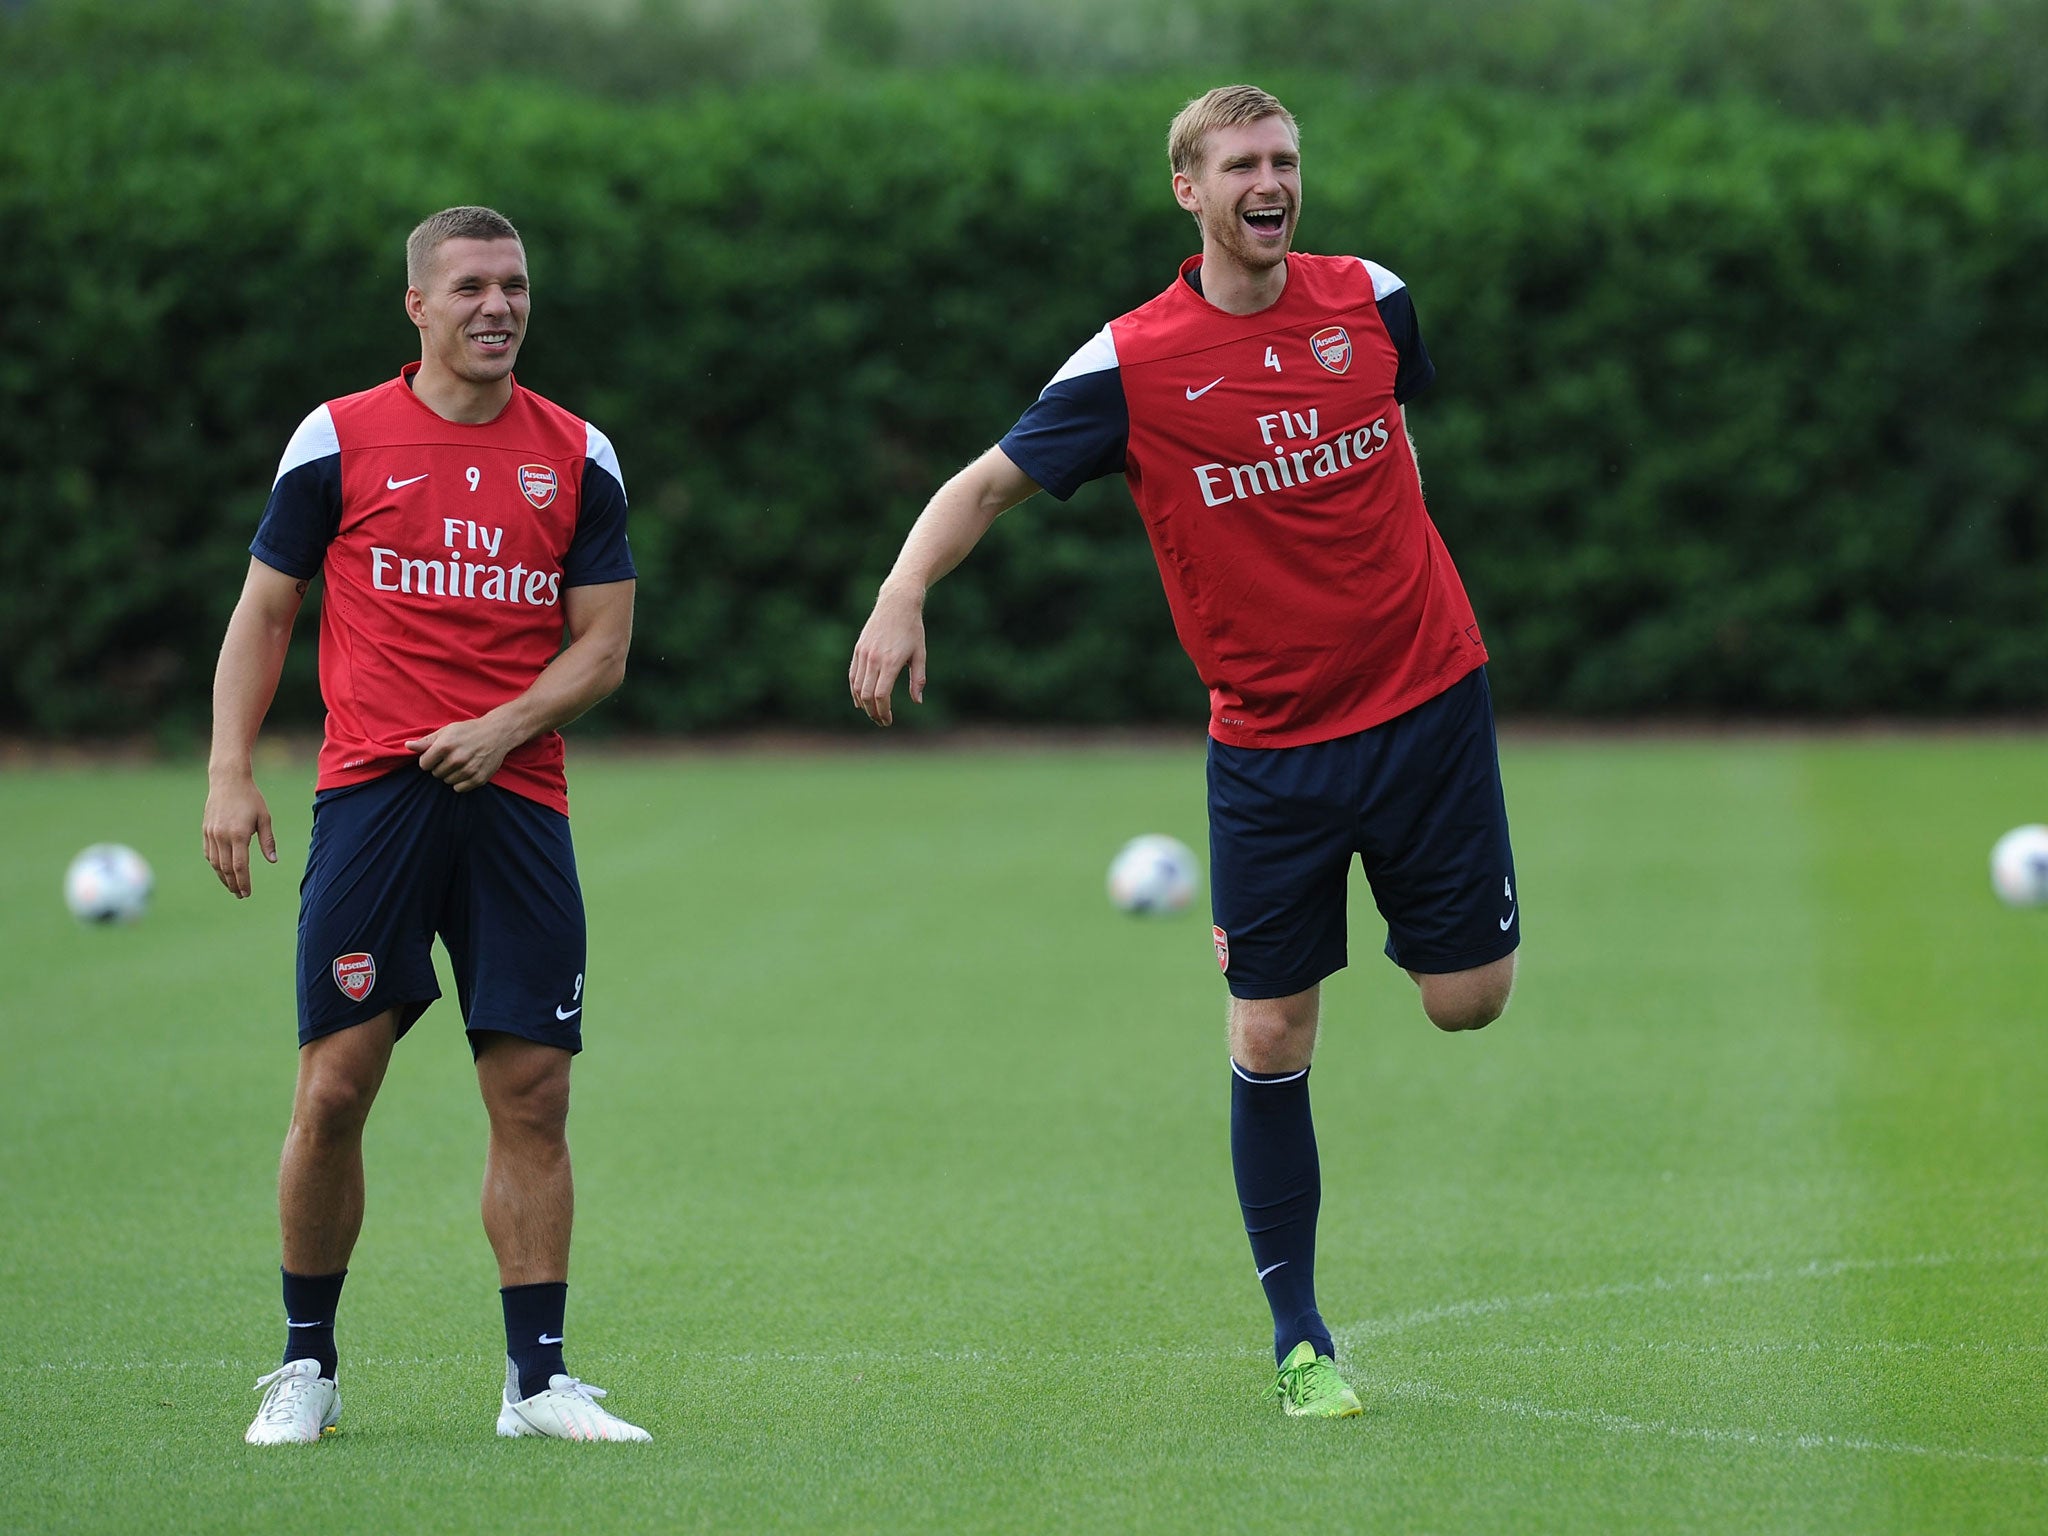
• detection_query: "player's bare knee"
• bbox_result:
[1417,954,1516,1033]
[480,1055,571,1141]
[1424,997,1501,1032]
[1234,1020,1297,1071]
[1228,992,1319,1072]
[293,1068,378,1139]
[522,1092,571,1142]
[489,1076,569,1140]
[1424,982,1512,1032]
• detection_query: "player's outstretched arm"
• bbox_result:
[849,446,1040,726]
[407,578,635,793]
[204,559,308,898]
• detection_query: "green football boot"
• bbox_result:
[1266,1340,1363,1418]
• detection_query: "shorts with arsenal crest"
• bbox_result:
[1206,665,1519,1000]
[295,768,588,1053]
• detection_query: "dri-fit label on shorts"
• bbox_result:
[332,951,376,1002]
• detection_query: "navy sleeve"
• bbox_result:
[1377,286,1436,405]
[250,407,342,579]
[996,327,1130,501]
[564,449,635,587]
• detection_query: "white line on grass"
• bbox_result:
[1330,1249,2048,1474]
[1356,1373,2048,1472]
[1397,1340,2048,1358]
[1336,1249,2048,1346]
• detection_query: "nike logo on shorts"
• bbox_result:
[556,1004,581,1020]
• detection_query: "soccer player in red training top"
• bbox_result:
[203,206,649,1443]
[849,87,1518,1417]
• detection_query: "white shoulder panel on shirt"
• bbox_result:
[273,404,339,485]
[1358,259,1407,301]
[1044,325,1120,391]
[586,421,626,497]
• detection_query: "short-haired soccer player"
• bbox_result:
[849,87,1518,1417]
[205,206,649,1443]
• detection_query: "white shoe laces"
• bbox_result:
[252,1364,326,1425]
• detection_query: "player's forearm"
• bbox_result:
[483,622,629,746]
[879,465,1014,601]
[207,599,297,779]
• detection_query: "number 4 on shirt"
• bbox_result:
[1264,346,1282,372]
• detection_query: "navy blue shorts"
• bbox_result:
[1207,666,1519,1000]
[296,769,588,1053]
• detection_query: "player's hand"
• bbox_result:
[407,716,517,793]
[202,772,277,899]
[849,584,928,727]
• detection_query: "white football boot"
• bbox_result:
[245,1358,340,1444]
[495,1360,651,1442]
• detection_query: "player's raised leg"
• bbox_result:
[1230,989,1362,1418]
[475,1033,649,1442]
[1375,667,1522,1034]
[247,1012,399,1444]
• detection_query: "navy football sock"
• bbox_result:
[502,1282,568,1400]
[281,1267,346,1379]
[1230,1061,1334,1366]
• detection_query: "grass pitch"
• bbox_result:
[2,735,2045,1533]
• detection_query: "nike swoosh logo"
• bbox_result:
[556,1004,582,1020]
[286,1320,324,1328]
[1256,1261,1289,1280]
[386,473,429,490]
[1499,908,1516,931]
[538,1334,564,1345]
[1185,377,1225,400]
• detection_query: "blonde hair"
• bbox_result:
[405,205,521,290]
[1167,85,1298,180]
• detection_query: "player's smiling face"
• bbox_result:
[408,237,530,385]
[1175,116,1301,276]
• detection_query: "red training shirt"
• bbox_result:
[250,364,635,813]
[999,252,1485,748]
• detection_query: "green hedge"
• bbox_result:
[3,70,2045,734]
[14,0,2048,148]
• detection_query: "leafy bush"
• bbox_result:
[2,70,2043,734]
[12,0,2046,145]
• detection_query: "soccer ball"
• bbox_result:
[1990,825,2048,908]
[1106,834,1200,916]
[64,843,154,924]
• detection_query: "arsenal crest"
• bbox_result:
[1213,925,1231,974]
[518,464,559,509]
[1309,326,1353,375]
[333,951,377,1002]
